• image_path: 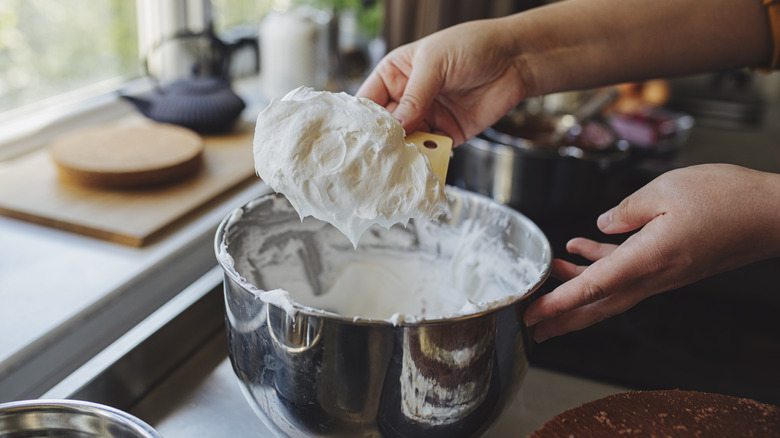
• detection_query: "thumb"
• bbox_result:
[598,191,662,235]
[393,59,443,133]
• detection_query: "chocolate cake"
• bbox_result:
[530,389,780,437]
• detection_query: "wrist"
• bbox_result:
[491,14,541,98]
[498,2,617,97]
[760,171,780,257]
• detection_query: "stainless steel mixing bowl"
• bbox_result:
[215,187,552,438]
[0,399,161,437]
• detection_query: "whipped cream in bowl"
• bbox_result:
[217,187,551,324]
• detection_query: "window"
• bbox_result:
[0,0,382,157]
[0,1,139,114]
[212,0,269,32]
[0,0,270,158]
[0,0,316,119]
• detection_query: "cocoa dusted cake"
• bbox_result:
[530,389,780,437]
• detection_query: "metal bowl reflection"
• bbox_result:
[0,399,161,438]
[215,187,552,437]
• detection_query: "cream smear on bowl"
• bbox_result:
[253,87,447,247]
[217,190,549,325]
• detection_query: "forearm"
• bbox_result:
[502,0,773,96]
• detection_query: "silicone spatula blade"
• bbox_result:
[405,131,453,188]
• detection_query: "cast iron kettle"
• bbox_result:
[123,28,257,134]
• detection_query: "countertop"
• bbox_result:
[0,178,270,401]
[0,80,272,402]
[135,353,629,437]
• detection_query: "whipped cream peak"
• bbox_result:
[253,87,447,247]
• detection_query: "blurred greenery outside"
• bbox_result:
[0,0,138,113]
[1,0,382,115]
[214,0,382,36]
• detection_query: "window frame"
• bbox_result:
[0,0,215,161]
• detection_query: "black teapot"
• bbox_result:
[123,28,257,134]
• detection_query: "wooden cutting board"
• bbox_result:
[0,118,258,247]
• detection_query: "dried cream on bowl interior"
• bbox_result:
[253,86,447,247]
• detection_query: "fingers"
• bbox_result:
[526,237,617,318]
[551,259,586,282]
[541,187,667,325]
[355,46,441,135]
[385,101,399,115]
[356,46,416,110]
[392,55,443,134]
[597,188,664,235]
[522,165,780,343]
[565,238,618,262]
[355,69,391,107]
[524,229,659,328]
[526,259,611,324]
[524,255,638,341]
[530,290,643,342]
[551,239,618,283]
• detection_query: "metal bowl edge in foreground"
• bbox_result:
[0,399,162,438]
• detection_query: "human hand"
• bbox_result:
[355,17,529,146]
[524,163,780,342]
[356,0,772,145]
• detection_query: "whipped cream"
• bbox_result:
[253,87,447,247]
[217,190,550,325]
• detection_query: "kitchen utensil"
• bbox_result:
[49,123,204,188]
[405,131,453,188]
[123,27,257,134]
[448,112,630,222]
[0,399,162,438]
[215,187,552,438]
[123,77,246,135]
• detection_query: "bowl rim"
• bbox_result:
[214,186,552,327]
[476,127,631,164]
[0,399,162,438]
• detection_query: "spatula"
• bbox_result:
[405,131,453,188]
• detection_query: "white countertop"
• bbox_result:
[0,174,271,401]
[134,353,629,438]
[0,78,275,402]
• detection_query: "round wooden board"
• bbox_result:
[49,123,204,188]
